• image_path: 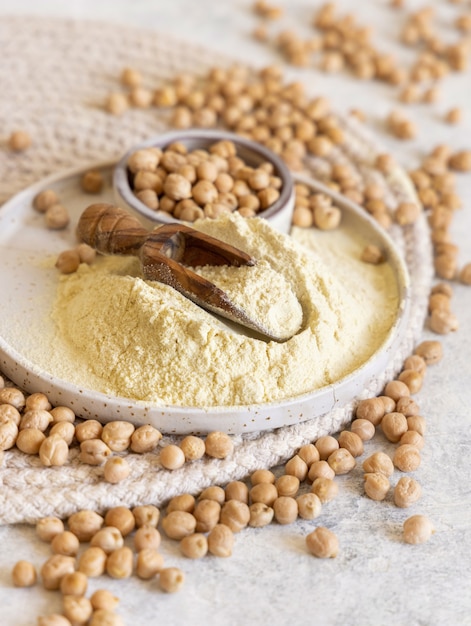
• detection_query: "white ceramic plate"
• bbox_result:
[0,163,410,435]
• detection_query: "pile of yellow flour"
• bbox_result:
[49,214,398,407]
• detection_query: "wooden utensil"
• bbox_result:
[77,203,292,341]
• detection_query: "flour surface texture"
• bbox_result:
[49,214,398,407]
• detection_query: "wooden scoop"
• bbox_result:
[77,203,290,341]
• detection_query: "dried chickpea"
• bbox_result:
[167,493,195,514]
[8,129,32,151]
[250,469,276,485]
[77,547,107,577]
[315,435,339,460]
[297,443,320,466]
[327,448,356,475]
[207,523,235,557]
[311,477,339,503]
[355,397,385,425]
[51,531,80,556]
[134,526,161,552]
[136,549,164,579]
[104,456,131,484]
[179,435,205,461]
[55,249,79,274]
[393,475,422,509]
[132,505,160,528]
[104,507,135,537]
[398,370,423,394]
[275,474,300,498]
[350,418,375,441]
[159,567,185,593]
[273,496,298,525]
[308,460,335,481]
[89,610,124,626]
[429,309,458,334]
[381,412,408,443]
[101,421,134,452]
[40,555,76,590]
[306,527,338,558]
[407,415,426,436]
[193,499,221,533]
[0,387,25,410]
[338,430,364,457]
[296,493,322,520]
[12,560,37,587]
[225,481,249,503]
[20,408,53,431]
[249,482,279,507]
[39,434,69,467]
[0,419,18,450]
[62,595,93,625]
[48,421,74,445]
[90,589,120,612]
[220,500,250,533]
[198,485,225,504]
[459,263,471,285]
[414,340,442,364]
[403,515,434,544]
[393,444,421,472]
[384,380,410,402]
[50,406,76,424]
[248,502,274,528]
[364,472,390,501]
[16,427,46,454]
[0,403,21,426]
[162,510,196,540]
[180,533,208,559]
[60,571,88,597]
[160,443,186,470]
[81,170,104,194]
[90,527,124,554]
[36,517,64,542]
[68,510,104,542]
[75,420,102,442]
[45,204,70,230]
[33,189,59,213]
[285,454,309,481]
[400,430,424,450]
[362,452,394,476]
[79,439,112,465]
[205,431,234,459]
[106,547,134,579]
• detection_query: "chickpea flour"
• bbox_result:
[46,214,398,407]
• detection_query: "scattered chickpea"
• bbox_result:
[306,527,338,558]
[159,567,185,593]
[361,244,385,264]
[51,531,80,557]
[394,476,422,508]
[225,480,249,503]
[350,418,375,441]
[132,504,160,528]
[162,510,197,540]
[40,554,76,591]
[355,397,385,425]
[179,434,205,461]
[207,523,235,557]
[393,444,421,472]
[136,549,165,579]
[275,474,300,498]
[78,547,107,578]
[104,456,131,484]
[403,515,434,544]
[414,340,443,364]
[90,526,124,554]
[308,459,336,482]
[79,439,112,465]
[36,517,64,542]
[362,451,394,477]
[327,448,356,475]
[381,411,408,443]
[11,560,37,587]
[180,533,208,559]
[104,507,135,537]
[62,595,93,625]
[90,589,120,612]
[60,571,88,597]
[33,189,59,213]
[8,129,32,151]
[134,526,161,552]
[81,170,104,194]
[205,431,234,459]
[364,472,390,501]
[248,502,274,527]
[105,92,129,115]
[315,435,339,460]
[101,421,134,452]
[45,204,70,230]
[338,430,364,457]
[68,510,104,542]
[160,444,186,470]
[106,546,134,579]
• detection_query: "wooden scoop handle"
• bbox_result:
[77,203,148,255]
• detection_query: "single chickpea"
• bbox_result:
[273,496,298,525]
[160,444,186,470]
[350,419,375,441]
[220,500,250,533]
[205,431,234,459]
[414,340,443,364]
[101,421,134,452]
[106,547,134,579]
[90,526,124,554]
[33,189,59,213]
[199,485,225,504]
[16,428,46,454]
[394,476,422,508]
[384,380,410,402]
[403,515,434,544]
[400,430,424,450]
[315,435,339,460]
[11,560,37,587]
[362,452,394,476]
[51,531,80,556]
[338,430,364,457]
[0,403,21,426]
[159,567,185,593]
[90,589,120,612]
[167,493,196,515]
[180,533,208,559]
[306,527,338,558]
[39,434,69,467]
[36,517,64,542]
[162,510,197,540]
[407,415,426,436]
[327,448,356,475]
[248,502,274,528]
[20,408,53,431]
[179,435,205,461]
[0,387,25,410]
[49,421,75,445]
[308,460,336,481]
[60,571,88,597]
[132,505,160,528]
[136,549,165,579]
[393,444,421,472]
[68,510,104,542]
[8,129,32,151]
[105,92,129,116]
[429,309,459,334]
[104,506,135,537]
[364,472,390,501]
[79,439,112,465]
[54,248,78,274]
[355,397,385,425]
[296,493,322,520]
[361,244,386,265]
[193,499,221,533]
[297,443,320,466]
[50,406,76,424]
[311,477,339,503]
[398,370,423,394]
[25,392,51,411]
[381,411,409,443]
[77,547,107,577]
[120,67,142,88]
[62,595,93,625]
[104,456,131,484]
[459,263,471,285]
[81,170,104,194]
[225,481,249,503]
[207,523,235,557]
[75,420,103,442]
[136,189,159,210]
[250,469,276,485]
[284,454,309,481]
[45,204,70,230]
[40,554,76,590]
[0,420,18,451]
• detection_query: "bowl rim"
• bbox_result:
[113,128,294,225]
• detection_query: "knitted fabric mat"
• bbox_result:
[0,17,433,524]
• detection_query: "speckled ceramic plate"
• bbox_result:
[0,163,410,434]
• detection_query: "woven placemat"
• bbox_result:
[0,17,433,524]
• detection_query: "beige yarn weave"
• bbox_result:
[0,17,433,524]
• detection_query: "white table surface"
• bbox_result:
[1,1,471,625]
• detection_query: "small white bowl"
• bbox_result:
[113,129,295,233]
